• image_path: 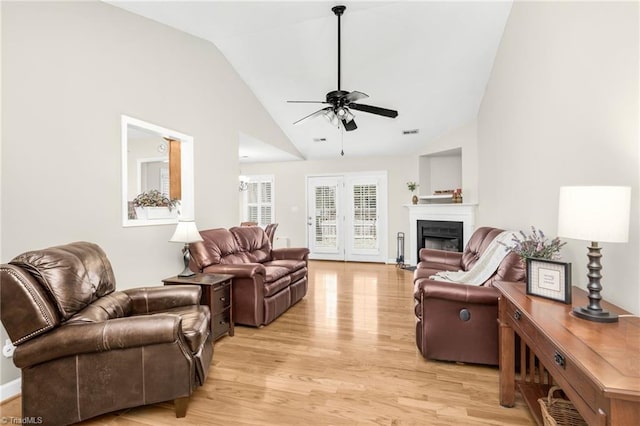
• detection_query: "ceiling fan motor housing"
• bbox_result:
[326,90,349,105]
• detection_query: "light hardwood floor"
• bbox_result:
[1,261,533,425]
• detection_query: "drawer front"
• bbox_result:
[211,281,231,315]
[212,310,231,340]
[534,333,605,425]
[505,300,539,345]
[505,300,605,425]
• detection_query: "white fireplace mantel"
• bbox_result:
[405,203,477,265]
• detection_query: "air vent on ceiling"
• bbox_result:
[402,129,419,135]
[313,138,327,142]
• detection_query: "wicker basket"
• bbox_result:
[538,386,588,426]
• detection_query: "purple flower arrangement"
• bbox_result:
[501,226,566,261]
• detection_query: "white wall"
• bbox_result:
[418,120,479,204]
[1,1,295,388]
[478,1,639,313]
[241,155,418,262]
[428,155,462,194]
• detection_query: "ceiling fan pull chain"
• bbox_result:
[340,124,345,156]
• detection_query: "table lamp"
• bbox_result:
[557,186,631,323]
[169,220,203,277]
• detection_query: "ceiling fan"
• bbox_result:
[288,5,398,132]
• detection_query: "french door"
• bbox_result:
[307,172,387,262]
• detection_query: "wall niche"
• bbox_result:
[418,148,462,201]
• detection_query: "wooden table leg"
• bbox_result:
[498,296,516,408]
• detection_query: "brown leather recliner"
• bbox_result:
[0,242,213,425]
[413,227,525,366]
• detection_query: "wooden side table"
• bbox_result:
[163,273,234,341]
[495,281,639,426]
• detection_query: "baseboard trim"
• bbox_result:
[0,377,21,403]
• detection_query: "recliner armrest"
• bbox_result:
[415,279,499,305]
[418,248,463,268]
[202,263,266,278]
[125,285,201,314]
[271,247,309,261]
[13,314,183,368]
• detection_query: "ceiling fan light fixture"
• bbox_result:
[344,108,355,123]
[323,109,339,126]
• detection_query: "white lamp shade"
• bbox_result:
[558,186,631,243]
[169,221,203,243]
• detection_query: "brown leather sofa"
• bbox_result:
[413,227,525,365]
[0,242,212,425]
[189,226,309,327]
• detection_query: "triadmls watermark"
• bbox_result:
[1,417,43,425]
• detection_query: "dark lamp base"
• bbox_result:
[177,243,195,277]
[572,306,618,323]
[177,268,196,278]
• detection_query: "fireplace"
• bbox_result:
[406,203,476,266]
[417,220,463,261]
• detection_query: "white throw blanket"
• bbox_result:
[429,231,516,286]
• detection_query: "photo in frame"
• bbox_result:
[526,258,572,304]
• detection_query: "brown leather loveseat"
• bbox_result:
[413,227,525,365]
[0,242,212,425]
[189,226,309,327]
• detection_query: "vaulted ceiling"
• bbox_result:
[109,1,512,161]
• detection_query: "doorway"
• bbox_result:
[307,172,387,262]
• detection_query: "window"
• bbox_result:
[240,175,274,225]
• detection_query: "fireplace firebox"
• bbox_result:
[417,220,463,261]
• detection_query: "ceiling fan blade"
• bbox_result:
[349,103,398,118]
[342,118,357,131]
[287,100,330,104]
[293,107,332,125]
[344,91,369,103]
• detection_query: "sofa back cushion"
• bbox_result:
[9,242,116,320]
[191,228,248,268]
[460,227,505,272]
[230,226,272,263]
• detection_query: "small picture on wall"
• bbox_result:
[526,258,572,304]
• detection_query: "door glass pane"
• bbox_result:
[352,184,377,249]
[315,185,337,249]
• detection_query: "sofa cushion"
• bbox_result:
[10,242,116,320]
[460,227,504,272]
[68,291,132,323]
[192,228,248,267]
[264,259,306,272]
[288,267,307,284]
[230,226,272,263]
[264,265,290,283]
[264,275,291,297]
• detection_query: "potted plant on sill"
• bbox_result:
[133,190,179,220]
[407,181,419,205]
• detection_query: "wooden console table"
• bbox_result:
[495,281,640,426]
